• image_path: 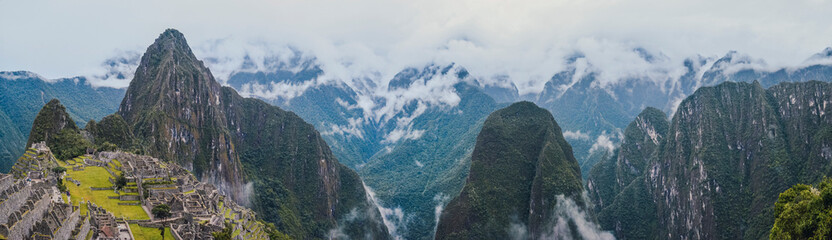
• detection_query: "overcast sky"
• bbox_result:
[2,0,832,93]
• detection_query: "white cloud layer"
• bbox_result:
[2,0,832,95]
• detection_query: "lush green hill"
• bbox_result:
[85,113,135,150]
[0,72,124,171]
[25,99,91,161]
[119,29,389,239]
[435,101,584,239]
[591,81,832,239]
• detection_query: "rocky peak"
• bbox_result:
[118,29,239,201]
[27,99,78,147]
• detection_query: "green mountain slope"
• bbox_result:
[120,29,389,239]
[359,82,502,239]
[0,72,124,171]
[592,80,832,239]
[434,101,584,239]
[586,107,668,213]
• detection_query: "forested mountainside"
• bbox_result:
[435,102,585,239]
[230,62,506,239]
[118,29,389,239]
[536,50,832,178]
[224,47,832,239]
[588,80,832,239]
[0,72,124,172]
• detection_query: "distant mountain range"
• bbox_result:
[2,36,832,239]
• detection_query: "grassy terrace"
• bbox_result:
[130,224,174,240]
[59,160,149,220]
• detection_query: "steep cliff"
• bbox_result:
[434,101,584,239]
[119,29,243,198]
[593,81,832,239]
[586,107,668,212]
[119,29,389,239]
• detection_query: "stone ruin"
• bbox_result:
[0,145,272,239]
[0,144,92,240]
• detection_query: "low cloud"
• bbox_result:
[589,132,616,155]
[321,117,366,139]
[562,130,591,141]
[363,183,405,240]
[432,193,451,234]
[509,193,615,240]
[541,195,615,240]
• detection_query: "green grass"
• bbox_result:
[129,224,174,240]
[80,202,89,216]
[63,166,149,220]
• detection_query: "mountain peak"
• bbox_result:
[155,28,189,50]
[27,98,78,148]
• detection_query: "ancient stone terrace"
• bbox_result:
[0,143,91,240]
[2,145,271,240]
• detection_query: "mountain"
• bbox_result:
[0,71,124,172]
[26,99,78,147]
[119,29,245,198]
[84,113,135,149]
[589,80,832,239]
[535,49,832,178]
[228,68,382,169]
[24,99,92,161]
[228,62,507,239]
[586,107,668,213]
[119,29,389,239]
[434,101,585,239]
[215,44,832,239]
[359,79,502,240]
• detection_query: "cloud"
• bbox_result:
[541,194,615,240]
[321,117,366,139]
[236,79,317,101]
[507,193,614,240]
[589,132,616,155]
[562,130,591,141]
[363,183,405,240]
[3,0,831,94]
[432,193,450,234]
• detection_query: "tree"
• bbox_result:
[51,166,67,175]
[114,173,127,190]
[770,177,832,239]
[50,128,91,160]
[98,142,118,152]
[152,204,171,219]
[212,223,232,240]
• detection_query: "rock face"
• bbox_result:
[119,29,242,198]
[26,99,78,147]
[592,81,832,239]
[586,107,668,213]
[434,101,583,239]
[119,29,389,239]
